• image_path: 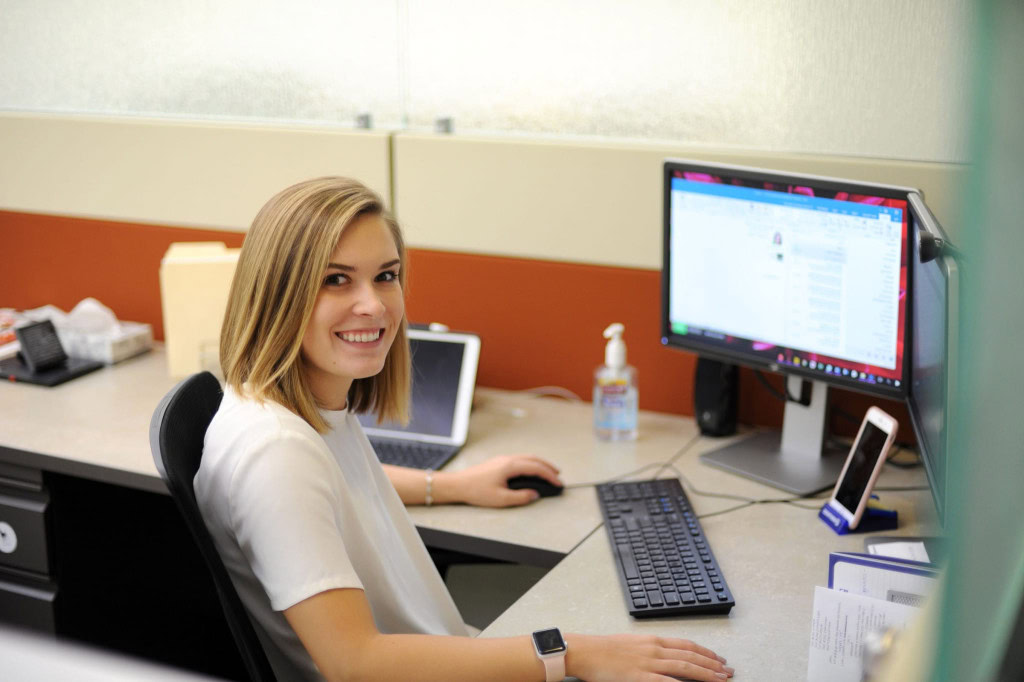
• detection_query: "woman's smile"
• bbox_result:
[335,327,385,345]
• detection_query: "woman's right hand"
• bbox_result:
[564,633,734,682]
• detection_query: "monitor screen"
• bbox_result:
[662,160,912,401]
[907,194,957,524]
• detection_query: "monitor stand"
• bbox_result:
[700,377,847,496]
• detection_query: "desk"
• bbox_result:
[0,348,938,680]
[0,348,701,563]
[482,485,936,678]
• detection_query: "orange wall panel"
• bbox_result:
[1,210,244,341]
[403,249,697,416]
[0,210,912,442]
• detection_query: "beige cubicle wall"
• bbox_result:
[0,112,967,256]
[392,132,968,269]
[0,112,969,421]
[0,112,392,230]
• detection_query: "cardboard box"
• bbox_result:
[59,321,153,364]
[159,242,240,378]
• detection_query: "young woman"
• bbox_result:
[195,177,735,681]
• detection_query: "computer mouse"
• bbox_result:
[506,475,564,497]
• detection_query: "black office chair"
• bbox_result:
[150,371,276,682]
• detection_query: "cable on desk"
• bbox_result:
[661,431,705,469]
[885,445,922,469]
[519,386,583,401]
[695,502,758,519]
[666,464,826,518]
[564,431,704,491]
[564,462,666,490]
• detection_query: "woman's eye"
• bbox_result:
[377,270,400,282]
[324,273,348,286]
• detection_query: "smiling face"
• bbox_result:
[300,212,405,410]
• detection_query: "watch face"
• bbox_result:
[533,628,566,655]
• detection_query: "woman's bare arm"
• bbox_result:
[383,454,562,507]
[284,588,734,682]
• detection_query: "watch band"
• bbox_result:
[540,654,565,682]
[533,628,567,682]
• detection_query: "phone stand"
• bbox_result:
[819,496,898,535]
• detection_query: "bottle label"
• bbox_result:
[594,380,637,432]
[598,379,628,406]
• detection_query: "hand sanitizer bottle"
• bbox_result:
[594,323,638,441]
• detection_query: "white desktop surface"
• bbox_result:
[0,347,938,678]
[0,348,178,482]
[482,483,937,679]
[0,348,710,556]
[408,388,710,558]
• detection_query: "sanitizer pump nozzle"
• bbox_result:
[603,323,626,368]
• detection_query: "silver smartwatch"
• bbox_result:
[532,627,567,682]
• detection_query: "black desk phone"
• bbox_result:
[0,320,103,386]
[17,320,69,372]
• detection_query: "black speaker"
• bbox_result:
[693,357,738,437]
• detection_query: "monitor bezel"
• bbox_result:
[905,192,957,525]
[661,158,917,401]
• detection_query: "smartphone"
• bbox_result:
[829,407,899,529]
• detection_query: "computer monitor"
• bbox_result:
[662,159,915,494]
[906,193,958,526]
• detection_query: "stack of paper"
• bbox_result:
[807,552,939,681]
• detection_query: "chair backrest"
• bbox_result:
[150,372,276,682]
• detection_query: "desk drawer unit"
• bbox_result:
[0,573,57,633]
[0,478,56,633]
[0,488,52,575]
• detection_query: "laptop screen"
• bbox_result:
[357,329,480,442]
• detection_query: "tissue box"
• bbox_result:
[159,242,240,378]
[59,322,154,364]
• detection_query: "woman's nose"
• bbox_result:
[353,283,386,315]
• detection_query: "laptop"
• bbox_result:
[358,327,481,470]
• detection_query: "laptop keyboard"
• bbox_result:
[370,438,458,470]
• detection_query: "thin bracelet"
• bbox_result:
[425,469,434,507]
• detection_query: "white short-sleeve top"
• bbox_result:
[195,386,467,681]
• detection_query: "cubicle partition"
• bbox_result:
[0,111,967,424]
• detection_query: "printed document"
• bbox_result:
[807,586,920,682]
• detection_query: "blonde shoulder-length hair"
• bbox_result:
[220,176,410,433]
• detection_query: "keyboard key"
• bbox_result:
[616,545,640,580]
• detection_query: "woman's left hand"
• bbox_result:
[439,455,563,508]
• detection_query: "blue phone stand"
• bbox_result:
[819,496,898,535]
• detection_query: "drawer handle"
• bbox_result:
[0,521,17,554]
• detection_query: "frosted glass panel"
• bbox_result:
[0,0,402,125]
[1,0,971,161]
[406,0,972,162]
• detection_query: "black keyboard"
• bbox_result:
[370,438,458,470]
[597,478,735,617]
